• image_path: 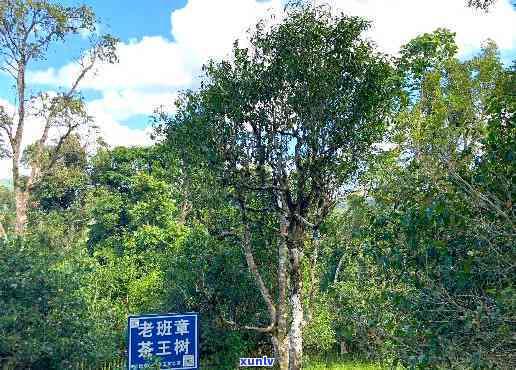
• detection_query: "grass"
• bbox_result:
[304,356,387,370]
[305,361,384,370]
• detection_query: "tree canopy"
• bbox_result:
[159,4,397,368]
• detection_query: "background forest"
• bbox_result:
[0,1,514,369]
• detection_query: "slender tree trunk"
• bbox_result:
[306,234,320,322]
[13,60,27,235]
[288,244,304,370]
[275,217,290,370]
[178,199,192,225]
[272,333,289,370]
[0,220,6,238]
[242,224,276,320]
[334,255,345,284]
[14,189,28,235]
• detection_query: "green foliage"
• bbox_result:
[88,147,182,254]
[164,225,268,369]
[160,3,396,229]
[0,0,97,61]
[87,147,183,320]
[323,34,515,368]
[86,146,269,369]
[0,184,14,233]
[24,135,90,251]
[304,357,386,370]
[0,2,514,368]
[476,59,515,203]
[0,237,118,369]
[30,137,87,197]
[398,28,458,84]
[318,205,400,362]
[303,297,336,354]
[367,172,513,368]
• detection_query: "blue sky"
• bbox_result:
[0,0,515,179]
[33,1,188,65]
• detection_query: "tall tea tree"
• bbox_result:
[0,0,118,234]
[161,4,395,369]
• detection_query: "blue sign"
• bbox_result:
[128,313,199,369]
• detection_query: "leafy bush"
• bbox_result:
[303,297,336,354]
[0,237,118,369]
[164,226,268,369]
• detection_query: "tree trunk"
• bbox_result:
[275,217,290,370]
[272,334,289,370]
[288,246,304,370]
[14,189,28,235]
[13,60,27,235]
[0,220,6,238]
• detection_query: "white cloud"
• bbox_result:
[87,90,177,121]
[0,159,9,180]
[24,36,186,153]
[28,0,285,93]
[29,0,516,91]
[171,0,283,65]
[19,0,516,156]
[24,0,284,150]
[323,0,516,56]
[87,109,154,147]
[0,99,13,180]
[0,98,46,154]
[28,36,192,90]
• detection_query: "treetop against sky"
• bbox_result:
[0,0,515,180]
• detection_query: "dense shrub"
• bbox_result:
[0,237,118,369]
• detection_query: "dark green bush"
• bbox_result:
[0,237,118,369]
